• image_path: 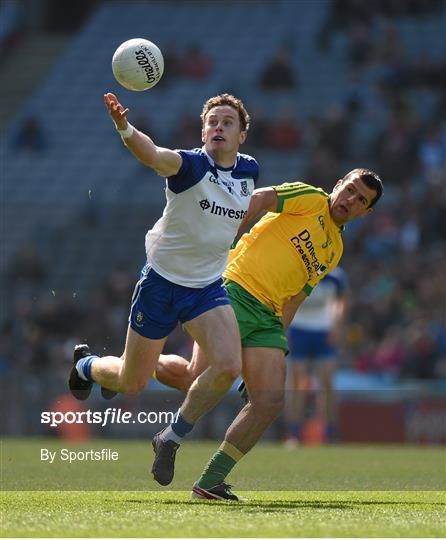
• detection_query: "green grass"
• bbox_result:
[2,490,445,537]
[1,438,445,537]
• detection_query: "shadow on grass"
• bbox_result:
[120,498,444,512]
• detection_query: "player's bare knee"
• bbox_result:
[251,391,284,419]
[209,363,240,389]
[183,370,196,391]
[226,362,242,381]
[219,361,241,383]
[120,380,146,397]
[270,394,285,418]
[211,352,241,377]
[186,363,203,386]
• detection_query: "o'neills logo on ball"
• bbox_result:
[134,46,160,84]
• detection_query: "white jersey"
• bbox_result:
[290,267,347,331]
[145,147,258,288]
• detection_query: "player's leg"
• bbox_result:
[226,346,286,451]
[284,359,307,444]
[92,327,167,395]
[192,346,285,499]
[69,264,173,399]
[315,358,338,441]
[283,327,310,444]
[191,280,288,500]
[179,304,241,422]
[155,342,209,393]
[307,328,338,441]
[70,326,167,397]
[151,278,240,486]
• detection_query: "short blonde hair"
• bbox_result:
[201,93,250,132]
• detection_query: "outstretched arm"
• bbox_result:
[237,187,278,236]
[104,92,182,177]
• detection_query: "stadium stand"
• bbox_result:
[2,0,445,440]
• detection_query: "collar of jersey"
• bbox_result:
[328,194,346,233]
[203,146,238,172]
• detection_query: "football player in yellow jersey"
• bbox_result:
[156,168,383,500]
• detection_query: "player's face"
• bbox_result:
[330,175,376,226]
[202,105,246,159]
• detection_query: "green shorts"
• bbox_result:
[225,280,289,353]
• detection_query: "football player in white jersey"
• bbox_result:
[284,267,348,445]
[68,92,258,486]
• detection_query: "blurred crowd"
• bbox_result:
[1,254,192,381]
[2,0,445,384]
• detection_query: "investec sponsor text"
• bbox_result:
[199,198,247,220]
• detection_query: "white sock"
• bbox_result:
[161,425,182,444]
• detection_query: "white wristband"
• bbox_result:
[117,123,134,139]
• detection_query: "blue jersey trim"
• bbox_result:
[167,149,210,194]
[167,149,259,193]
[231,154,259,184]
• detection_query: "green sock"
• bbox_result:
[196,441,244,489]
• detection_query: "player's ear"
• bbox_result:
[333,179,343,190]
[239,130,247,144]
[201,127,205,143]
[357,206,373,219]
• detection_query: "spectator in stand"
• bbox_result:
[0,0,24,64]
[317,0,442,53]
[178,44,213,80]
[305,146,340,192]
[372,325,405,380]
[267,107,301,150]
[7,244,47,289]
[161,41,181,85]
[373,23,405,64]
[402,317,438,380]
[14,116,47,153]
[372,112,418,185]
[170,113,202,149]
[318,104,353,161]
[348,22,373,67]
[258,47,297,91]
[243,107,270,151]
[418,126,446,176]
[316,0,374,51]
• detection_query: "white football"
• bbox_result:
[112,38,164,91]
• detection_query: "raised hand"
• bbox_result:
[104,92,129,130]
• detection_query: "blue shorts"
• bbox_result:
[287,327,336,362]
[129,264,230,339]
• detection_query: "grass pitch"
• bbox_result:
[1,438,445,537]
[3,490,445,538]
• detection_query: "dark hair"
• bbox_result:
[343,168,383,208]
[201,93,250,132]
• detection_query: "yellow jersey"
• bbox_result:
[224,182,344,315]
